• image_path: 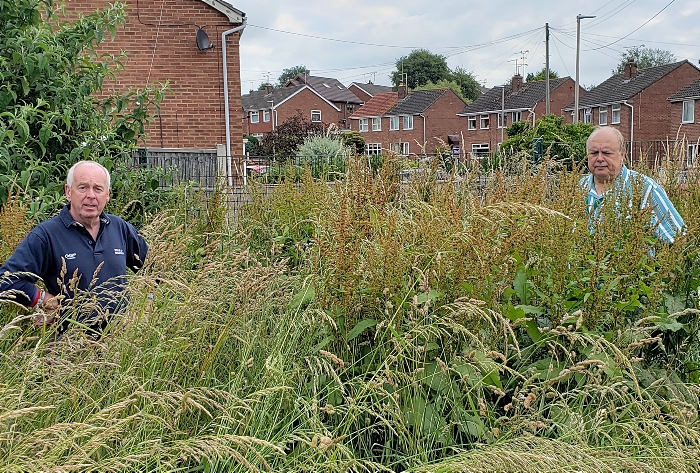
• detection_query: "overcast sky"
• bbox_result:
[235,0,700,94]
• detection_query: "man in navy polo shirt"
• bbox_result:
[0,160,148,336]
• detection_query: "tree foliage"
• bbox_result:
[613,46,676,74]
[0,0,167,219]
[526,67,559,82]
[500,114,595,167]
[277,65,310,87]
[257,112,325,159]
[451,67,482,103]
[391,49,451,89]
[415,80,466,101]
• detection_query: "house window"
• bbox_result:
[611,103,621,124]
[311,110,322,122]
[263,110,270,122]
[468,116,477,130]
[689,144,698,168]
[480,115,489,129]
[497,113,505,128]
[599,106,608,125]
[251,133,264,141]
[472,143,490,158]
[366,143,382,155]
[359,118,368,132]
[682,100,695,123]
[403,115,414,130]
[391,142,409,155]
[511,111,522,123]
[372,117,381,131]
[250,111,259,124]
[389,116,399,131]
[583,108,592,124]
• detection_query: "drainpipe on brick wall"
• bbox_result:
[622,101,634,164]
[222,19,247,186]
[420,114,426,157]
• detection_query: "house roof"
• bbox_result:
[285,74,363,104]
[349,92,398,119]
[349,82,394,97]
[387,89,449,115]
[566,60,697,109]
[242,85,339,112]
[459,77,570,114]
[198,0,245,23]
[669,78,700,101]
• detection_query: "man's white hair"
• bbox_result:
[66,160,111,189]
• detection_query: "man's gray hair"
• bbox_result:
[66,161,111,189]
[586,126,626,154]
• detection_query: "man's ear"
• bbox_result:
[64,183,71,201]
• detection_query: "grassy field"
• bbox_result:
[1,155,699,472]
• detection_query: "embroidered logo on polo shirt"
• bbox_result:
[114,249,125,255]
[65,253,76,260]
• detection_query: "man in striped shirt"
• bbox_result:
[580,126,684,244]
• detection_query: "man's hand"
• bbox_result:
[33,291,59,326]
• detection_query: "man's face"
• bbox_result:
[587,129,624,183]
[65,163,110,224]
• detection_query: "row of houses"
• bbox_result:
[243,60,700,167]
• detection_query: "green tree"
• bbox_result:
[0,0,166,218]
[415,79,466,101]
[500,114,595,168]
[257,82,274,91]
[258,112,325,159]
[526,67,559,82]
[450,67,482,102]
[391,49,451,89]
[277,65,310,87]
[341,130,365,155]
[613,46,676,74]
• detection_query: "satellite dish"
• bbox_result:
[196,27,215,51]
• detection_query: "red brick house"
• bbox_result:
[348,87,466,156]
[669,78,700,168]
[348,82,394,103]
[241,85,340,140]
[283,75,363,129]
[458,75,580,158]
[563,60,700,165]
[63,0,246,158]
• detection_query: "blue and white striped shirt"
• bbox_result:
[579,165,684,244]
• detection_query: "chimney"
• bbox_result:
[624,59,638,80]
[265,84,274,95]
[398,82,408,100]
[511,74,523,93]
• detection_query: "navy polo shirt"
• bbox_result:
[0,204,148,320]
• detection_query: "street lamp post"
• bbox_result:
[574,14,595,124]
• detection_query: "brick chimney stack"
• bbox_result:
[624,59,638,80]
[511,74,523,93]
[398,82,408,100]
[265,84,274,95]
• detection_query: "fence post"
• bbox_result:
[216,144,228,187]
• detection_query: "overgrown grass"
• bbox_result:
[1,154,699,472]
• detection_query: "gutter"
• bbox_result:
[622,101,634,163]
[222,18,247,187]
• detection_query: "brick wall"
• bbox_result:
[348,85,372,103]
[62,0,244,154]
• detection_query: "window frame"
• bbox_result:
[511,110,522,123]
[682,100,695,124]
[403,115,414,130]
[366,143,382,155]
[311,110,322,122]
[611,103,621,124]
[358,118,368,132]
[688,143,698,168]
[372,117,382,131]
[583,108,592,124]
[497,113,505,129]
[389,116,399,131]
[391,142,409,155]
[467,116,477,130]
[599,106,608,125]
[471,143,490,158]
[250,111,259,124]
[480,115,489,129]
[263,110,270,122]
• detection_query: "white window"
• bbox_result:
[480,115,489,129]
[611,103,621,124]
[583,108,592,124]
[263,110,270,122]
[497,113,505,128]
[511,111,522,123]
[682,100,695,123]
[311,110,322,122]
[251,133,264,141]
[599,106,608,125]
[472,143,489,158]
[366,143,382,155]
[391,142,409,155]
[389,116,399,131]
[468,116,477,130]
[359,118,368,132]
[372,117,381,131]
[250,111,259,124]
[403,115,414,130]
[689,144,698,168]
